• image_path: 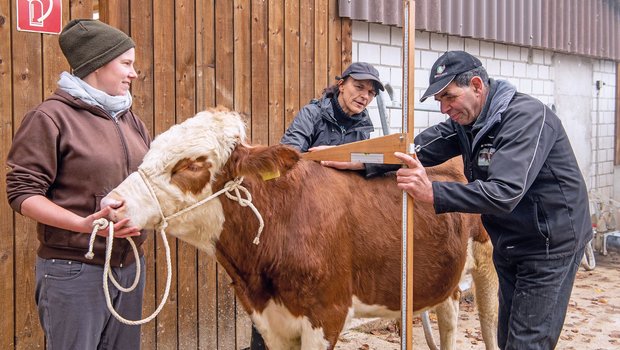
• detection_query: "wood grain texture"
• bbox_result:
[0,1,15,348]
[12,9,44,349]
[2,1,352,347]
[151,1,179,348]
[250,0,269,145]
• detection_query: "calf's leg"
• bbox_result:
[471,239,499,350]
[435,294,460,350]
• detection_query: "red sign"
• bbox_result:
[16,0,62,35]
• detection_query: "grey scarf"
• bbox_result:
[57,71,133,119]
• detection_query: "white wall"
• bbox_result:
[554,54,593,184]
[615,171,620,200]
[352,21,618,199]
[590,59,618,198]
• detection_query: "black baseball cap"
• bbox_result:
[339,62,385,92]
[420,51,483,102]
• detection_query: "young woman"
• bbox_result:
[6,19,151,349]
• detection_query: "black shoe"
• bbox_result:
[250,324,267,350]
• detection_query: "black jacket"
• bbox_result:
[415,79,592,260]
[280,95,374,152]
[281,94,398,177]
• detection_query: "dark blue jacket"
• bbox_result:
[415,79,592,260]
[280,95,374,152]
[281,94,401,178]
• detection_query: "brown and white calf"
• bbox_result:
[102,108,498,349]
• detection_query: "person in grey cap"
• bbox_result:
[6,19,151,349]
[280,62,387,176]
[394,50,591,349]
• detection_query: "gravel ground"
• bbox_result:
[336,251,620,350]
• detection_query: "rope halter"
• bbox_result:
[86,218,159,326]
[83,167,265,325]
[138,168,264,245]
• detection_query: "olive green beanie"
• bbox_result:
[59,19,135,79]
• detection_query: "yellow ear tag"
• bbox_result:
[260,170,281,181]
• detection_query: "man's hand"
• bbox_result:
[319,160,365,170]
[394,152,434,204]
[308,145,365,170]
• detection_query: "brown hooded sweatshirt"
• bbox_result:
[6,89,151,266]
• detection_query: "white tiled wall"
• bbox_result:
[352,21,618,196]
[591,60,618,197]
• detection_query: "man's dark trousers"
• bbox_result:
[494,247,585,350]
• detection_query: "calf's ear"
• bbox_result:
[227,144,301,179]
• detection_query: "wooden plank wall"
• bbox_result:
[0,0,351,349]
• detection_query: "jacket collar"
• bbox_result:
[57,71,132,119]
[469,79,517,147]
[318,94,374,130]
[49,89,125,120]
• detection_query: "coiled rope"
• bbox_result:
[85,171,264,325]
[86,217,172,325]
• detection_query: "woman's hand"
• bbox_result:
[84,206,142,238]
[20,195,142,238]
[308,145,365,170]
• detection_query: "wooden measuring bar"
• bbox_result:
[304,2,416,348]
[301,133,409,164]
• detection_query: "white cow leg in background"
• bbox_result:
[471,239,499,350]
[435,296,460,349]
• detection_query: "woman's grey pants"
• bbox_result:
[35,256,146,350]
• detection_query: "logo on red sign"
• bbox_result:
[16,0,63,35]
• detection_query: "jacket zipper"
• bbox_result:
[535,198,552,258]
[102,107,134,264]
[339,125,346,143]
[543,217,551,258]
[458,129,475,180]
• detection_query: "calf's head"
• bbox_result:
[102,107,301,253]
[102,108,249,252]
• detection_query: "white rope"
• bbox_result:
[139,170,264,245]
[86,218,172,325]
[222,178,265,245]
[84,170,264,325]
[87,218,140,292]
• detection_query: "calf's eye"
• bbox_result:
[187,163,203,172]
[170,156,213,195]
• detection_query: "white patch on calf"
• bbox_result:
[105,171,161,229]
[351,296,400,319]
[167,199,225,255]
[105,167,227,255]
[142,110,246,180]
[104,109,247,255]
[252,300,329,350]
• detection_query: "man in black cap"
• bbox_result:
[394,51,591,349]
